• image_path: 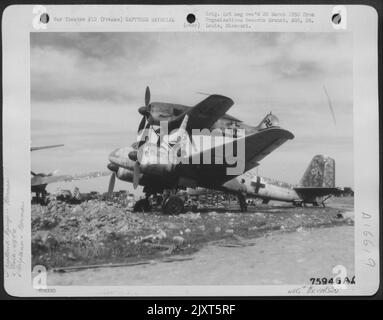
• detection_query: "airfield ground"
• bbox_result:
[48,225,354,286]
[32,196,354,277]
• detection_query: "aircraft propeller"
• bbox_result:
[138,86,151,134]
[133,161,140,189]
[107,172,116,199]
[130,87,196,189]
[145,86,150,107]
[131,86,152,189]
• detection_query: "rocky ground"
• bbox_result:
[32,197,354,270]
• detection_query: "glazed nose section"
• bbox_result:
[108,147,136,171]
[108,148,123,164]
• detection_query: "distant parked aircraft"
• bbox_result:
[224,154,342,207]
[31,144,72,204]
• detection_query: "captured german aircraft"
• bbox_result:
[107,87,294,214]
[31,144,111,204]
[223,154,342,207]
[31,144,73,204]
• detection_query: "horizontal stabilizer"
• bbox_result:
[294,187,343,198]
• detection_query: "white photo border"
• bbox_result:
[2,4,379,296]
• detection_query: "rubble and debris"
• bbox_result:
[173,236,185,246]
[32,197,354,269]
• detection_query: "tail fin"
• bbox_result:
[299,155,335,188]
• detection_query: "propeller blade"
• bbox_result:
[133,161,140,189]
[179,114,189,132]
[189,132,198,152]
[145,86,150,107]
[108,172,116,199]
[138,115,146,133]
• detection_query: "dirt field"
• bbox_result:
[47,225,354,286]
[32,196,354,280]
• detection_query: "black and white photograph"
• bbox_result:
[29,30,357,286]
[2,4,380,297]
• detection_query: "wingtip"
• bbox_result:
[258,127,295,140]
[208,94,234,106]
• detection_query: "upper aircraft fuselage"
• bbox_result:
[139,101,250,132]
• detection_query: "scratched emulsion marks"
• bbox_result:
[299,155,335,188]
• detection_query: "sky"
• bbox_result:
[31,32,353,194]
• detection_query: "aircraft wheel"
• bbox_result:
[133,198,151,212]
[162,196,184,215]
[155,195,163,206]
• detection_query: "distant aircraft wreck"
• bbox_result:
[31,144,72,204]
[31,144,109,204]
[222,154,343,207]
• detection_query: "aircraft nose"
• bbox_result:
[108,148,122,164]
[108,147,136,170]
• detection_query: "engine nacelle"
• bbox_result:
[139,143,175,176]
[116,167,134,182]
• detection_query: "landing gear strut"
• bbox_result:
[33,189,49,205]
[320,195,332,207]
[237,192,247,212]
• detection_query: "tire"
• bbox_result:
[133,199,150,212]
[293,201,303,207]
[162,196,184,215]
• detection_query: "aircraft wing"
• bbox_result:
[294,187,343,198]
[31,144,64,152]
[170,95,234,131]
[31,171,110,186]
[176,127,294,187]
[31,175,74,186]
